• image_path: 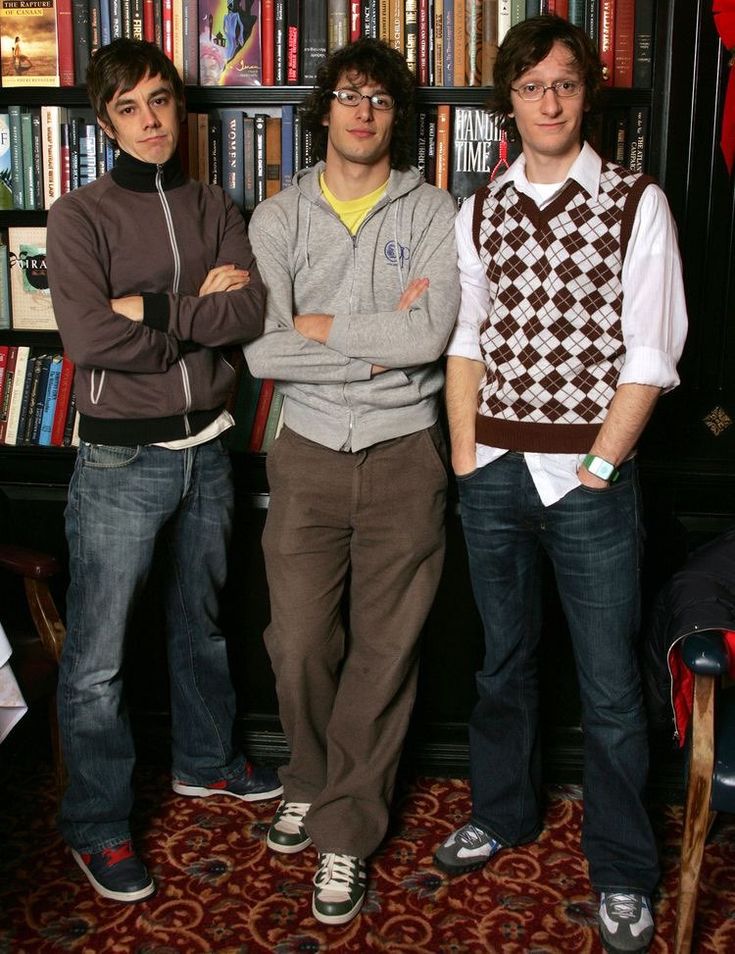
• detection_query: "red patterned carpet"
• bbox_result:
[1,760,734,953]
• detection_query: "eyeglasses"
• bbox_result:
[510,80,584,101]
[331,89,396,111]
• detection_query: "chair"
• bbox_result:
[674,629,735,954]
[0,543,66,792]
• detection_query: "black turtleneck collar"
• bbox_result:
[110,149,187,193]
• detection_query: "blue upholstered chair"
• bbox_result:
[674,630,735,954]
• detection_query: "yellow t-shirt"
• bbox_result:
[319,173,388,235]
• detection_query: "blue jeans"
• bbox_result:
[458,452,659,894]
[58,439,243,852]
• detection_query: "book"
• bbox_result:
[633,0,654,89]
[0,345,8,420]
[498,0,511,43]
[626,104,648,174]
[8,226,56,331]
[50,354,73,445]
[0,239,10,329]
[261,0,274,83]
[20,109,38,210]
[56,0,74,85]
[362,0,377,38]
[197,112,210,182]
[442,1,453,87]
[285,0,298,83]
[219,108,245,210]
[274,0,285,83]
[0,112,12,210]
[481,0,498,86]
[405,0,417,74]
[433,0,443,86]
[280,103,294,189]
[30,108,43,204]
[71,0,89,83]
[40,104,66,208]
[99,0,111,43]
[38,352,63,446]
[247,377,274,451]
[466,0,482,87]
[10,346,36,445]
[0,343,13,443]
[62,386,77,445]
[26,352,52,445]
[450,106,521,206]
[2,343,29,445]
[243,113,255,211]
[350,0,360,40]
[0,0,60,87]
[328,0,349,54]
[182,0,198,83]
[253,111,266,205]
[613,0,634,88]
[510,0,524,24]
[265,113,280,198]
[453,0,465,86]
[417,0,429,84]
[301,0,326,84]
[435,102,450,190]
[7,104,23,209]
[199,0,262,86]
[598,0,615,86]
[584,0,599,50]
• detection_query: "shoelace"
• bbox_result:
[276,802,310,830]
[605,893,642,921]
[457,823,495,849]
[314,853,360,891]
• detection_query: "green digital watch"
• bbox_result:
[582,454,620,483]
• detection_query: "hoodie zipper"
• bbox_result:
[156,164,192,435]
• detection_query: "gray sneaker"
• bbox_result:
[433,821,503,875]
[312,852,367,925]
[267,800,312,854]
[598,892,654,953]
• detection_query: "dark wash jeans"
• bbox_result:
[458,452,659,894]
[58,439,243,853]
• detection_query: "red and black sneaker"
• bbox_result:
[71,840,156,903]
[172,761,283,802]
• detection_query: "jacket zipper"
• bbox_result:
[156,165,192,435]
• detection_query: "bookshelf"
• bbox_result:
[4,0,732,782]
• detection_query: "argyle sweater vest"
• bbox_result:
[472,159,654,453]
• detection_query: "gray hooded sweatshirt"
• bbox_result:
[244,162,460,451]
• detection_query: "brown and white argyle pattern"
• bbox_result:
[473,162,650,451]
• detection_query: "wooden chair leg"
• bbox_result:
[674,674,716,954]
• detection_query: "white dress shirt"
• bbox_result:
[446,143,688,506]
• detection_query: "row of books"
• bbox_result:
[227,369,284,453]
[0,346,79,446]
[0,0,654,91]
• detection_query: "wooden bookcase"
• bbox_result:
[4,0,732,791]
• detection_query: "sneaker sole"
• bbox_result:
[171,781,284,802]
[312,892,365,926]
[600,937,651,954]
[432,852,490,876]
[266,832,312,854]
[71,850,156,903]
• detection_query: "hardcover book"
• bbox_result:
[0,112,12,210]
[450,107,522,206]
[0,0,60,87]
[7,226,57,331]
[0,239,10,329]
[301,0,326,84]
[199,0,262,86]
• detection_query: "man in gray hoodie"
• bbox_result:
[244,37,460,926]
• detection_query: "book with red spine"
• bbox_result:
[613,0,634,88]
[162,0,173,60]
[0,344,18,443]
[262,0,275,85]
[0,345,9,439]
[50,354,74,445]
[350,0,361,41]
[247,378,275,452]
[143,0,155,39]
[435,103,450,191]
[56,0,75,86]
[598,0,615,86]
[286,0,299,83]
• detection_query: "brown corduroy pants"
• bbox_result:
[261,424,448,858]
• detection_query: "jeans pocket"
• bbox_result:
[80,442,140,469]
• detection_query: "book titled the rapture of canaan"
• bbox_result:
[0,0,60,87]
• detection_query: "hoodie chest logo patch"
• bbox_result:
[384,240,410,267]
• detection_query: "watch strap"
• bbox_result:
[582,454,620,482]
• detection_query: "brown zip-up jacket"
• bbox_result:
[47,150,264,445]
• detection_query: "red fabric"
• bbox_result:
[714,1,735,172]
[669,630,735,746]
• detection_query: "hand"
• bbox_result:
[577,465,609,489]
[110,295,144,321]
[294,313,333,343]
[199,264,250,296]
[397,277,429,311]
[452,447,477,477]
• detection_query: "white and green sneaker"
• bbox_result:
[312,852,367,925]
[598,892,654,953]
[266,800,312,854]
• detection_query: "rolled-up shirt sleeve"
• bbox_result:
[445,196,487,362]
[618,183,688,391]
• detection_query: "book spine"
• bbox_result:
[3,345,28,445]
[598,0,615,86]
[131,0,144,39]
[20,112,36,211]
[567,0,583,26]
[208,114,222,186]
[0,346,8,424]
[68,115,79,192]
[142,0,155,40]
[265,115,281,198]
[433,0,443,86]
[247,378,275,452]
[286,0,300,83]
[260,389,284,451]
[162,0,173,60]
[328,0,349,54]
[453,0,465,86]
[627,105,648,173]
[182,0,198,84]
[197,113,209,184]
[378,0,389,42]
[57,0,76,86]
[262,0,275,85]
[0,345,15,444]
[405,0,418,76]
[39,353,63,446]
[0,245,10,330]
[633,0,654,89]
[585,0,599,47]
[254,113,267,207]
[350,0,361,41]
[613,0,634,88]
[30,110,43,209]
[73,0,89,86]
[301,0,327,85]
[416,108,428,179]
[220,109,244,211]
[417,0,429,85]
[280,104,294,189]
[51,355,74,445]
[482,0,498,86]
[62,390,77,446]
[89,0,102,51]
[466,0,482,87]
[243,115,255,212]
[510,0,524,25]
[435,102,450,190]
[41,106,62,209]
[362,0,377,39]
[293,107,302,173]
[389,0,403,54]
[110,0,123,38]
[99,0,111,44]
[60,121,71,194]
[274,0,286,85]
[8,106,24,210]
[171,0,184,74]
[17,353,41,446]
[443,1,453,88]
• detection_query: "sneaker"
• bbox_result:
[312,852,367,925]
[433,821,503,875]
[267,800,312,854]
[598,892,654,953]
[172,762,283,802]
[71,841,156,903]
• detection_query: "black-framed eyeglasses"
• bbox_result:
[331,89,396,111]
[510,80,584,102]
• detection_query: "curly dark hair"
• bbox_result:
[87,38,186,132]
[488,15,603,142]
[300,37,416,170]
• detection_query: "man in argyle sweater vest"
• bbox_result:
[434,16,688,954]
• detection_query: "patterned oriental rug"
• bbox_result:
[1,763,734,953]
